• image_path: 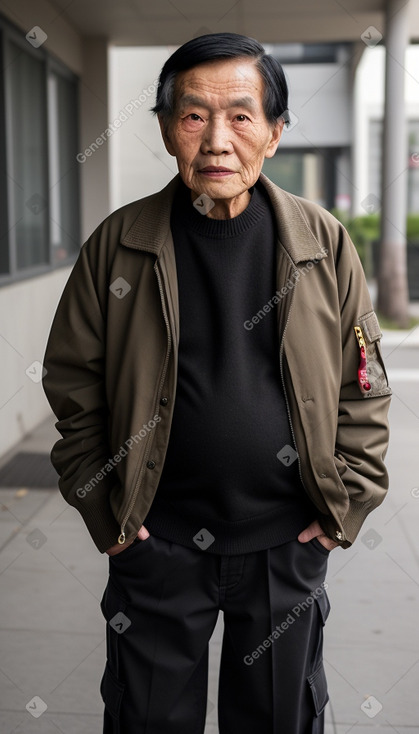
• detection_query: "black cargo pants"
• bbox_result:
[100,533,331,733]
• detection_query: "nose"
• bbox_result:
[200,118,233,156]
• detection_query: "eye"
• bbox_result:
[187,113,203,121]
[235,114,250,122]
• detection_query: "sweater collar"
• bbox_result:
[171,176,269,239]
[121,171,328,264]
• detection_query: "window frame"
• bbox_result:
[262,145,350,211]
[0,14,80,288]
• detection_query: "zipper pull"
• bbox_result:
[118,528,126,544]
[354,326,371,392]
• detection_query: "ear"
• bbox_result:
[264,118,284,159]
[157,114,176,156]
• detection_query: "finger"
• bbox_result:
[137,525,150,540]
[297,520,320,543]
[315,535,330,550]
[317,535,339,551]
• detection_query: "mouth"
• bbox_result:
[198,166,235,177]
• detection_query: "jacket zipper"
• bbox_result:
[118,260,173,544]
[278,259,309,500]
[279,258,345,543]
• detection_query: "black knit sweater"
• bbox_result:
[144,177,314,554]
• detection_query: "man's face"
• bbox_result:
[158,57,283,205]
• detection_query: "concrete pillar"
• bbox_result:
[79,38,110,241]
[377,0,410,325]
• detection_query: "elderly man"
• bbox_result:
[42,32,391,734]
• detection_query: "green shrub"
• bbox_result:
[407,215,419,240]
[330,210,419,277]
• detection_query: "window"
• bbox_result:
[0,15,80,285]
[262,147,350,211]
[263,42,353,65]
[48,69,80,265]
[6,39,49,271]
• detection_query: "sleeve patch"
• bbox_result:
[353,311,391,398]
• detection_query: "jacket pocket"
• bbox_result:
[356,310,392,398]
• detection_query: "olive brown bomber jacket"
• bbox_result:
[42,172,392,553]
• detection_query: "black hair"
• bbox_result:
[150,32,289,129]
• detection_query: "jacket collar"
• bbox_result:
[121,171,327,264]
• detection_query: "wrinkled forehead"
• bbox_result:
[173,58,264,110]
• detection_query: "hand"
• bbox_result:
[298,520,339,552]
[106,524,150,556]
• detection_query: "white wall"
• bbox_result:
[109,46,178,210]
[353,44,419,215]
[0,267,72,457]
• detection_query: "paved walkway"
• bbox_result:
[0,327,418,733]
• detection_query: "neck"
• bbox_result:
[191,189,251,219]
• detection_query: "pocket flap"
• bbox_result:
[359,310,382,342]
[307,661,329,716]
[355,310,391,397]
[315,587,331,626]
[100,661,125,719]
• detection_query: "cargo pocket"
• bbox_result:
[356,310,392,398]
[100,578,129,622]
[307,586,330,729]
[100,579,130,679]
[308,661,328,732]
[100,661,125,731]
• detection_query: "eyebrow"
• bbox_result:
[177,94,258,114]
